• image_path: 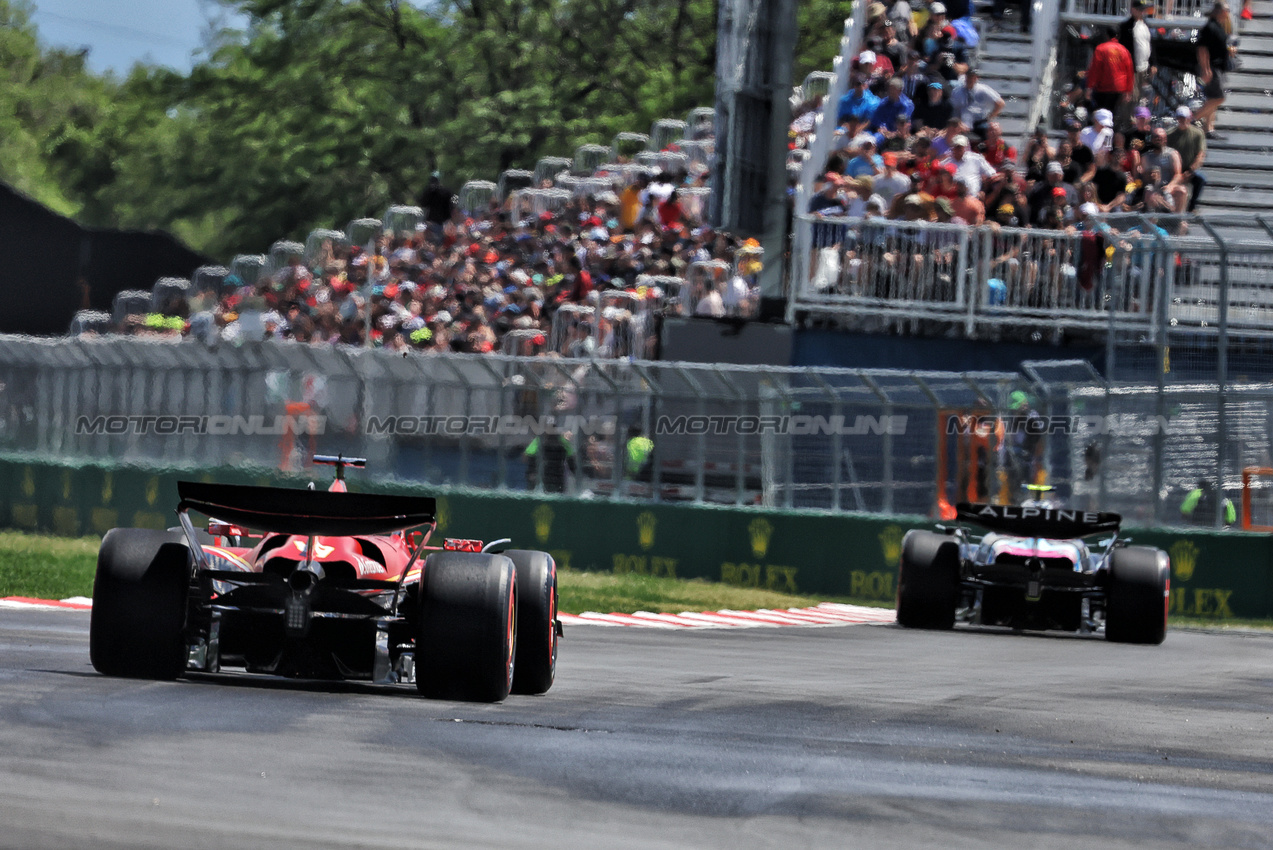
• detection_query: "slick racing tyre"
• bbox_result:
[416,552,517,702]
[504,550,557,695]
[90,528,192,679]
[1105,546,1169,645]
[896,530,960,630]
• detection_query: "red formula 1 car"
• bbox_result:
[89,455,559,701]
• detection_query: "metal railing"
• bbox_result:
[795,4,868,212]
[1062,0,1212,19]
[1020,0,1062,160]
[791,212,1273,342]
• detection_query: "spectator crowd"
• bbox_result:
[105,159,759,357]
[791,0,1237,260]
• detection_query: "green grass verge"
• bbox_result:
[1,531,1270,629]
[0,530,878,612]
[0,532,98,599]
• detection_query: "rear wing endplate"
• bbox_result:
[177,481,436,537]
[955,502,1121,538]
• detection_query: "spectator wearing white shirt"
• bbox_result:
[722,275,750,316]
[949,67,1004,138]
[1079,109,1115,155]
[645,173,676,205]
[1118,0,1155,102]
[943,135,997,196]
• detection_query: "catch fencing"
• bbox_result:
[1,335,1027,516]
[0,336,1259,528]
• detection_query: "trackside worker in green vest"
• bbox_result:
[625,426,654,480]
[1180,479,1236,527]
[524,434,577,493]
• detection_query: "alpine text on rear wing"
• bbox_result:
[955,503,1122,539]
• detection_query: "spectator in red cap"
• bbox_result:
[1027,161,1078,225]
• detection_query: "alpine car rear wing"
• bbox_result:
[176,481,436,537]
[955,502,1121,539]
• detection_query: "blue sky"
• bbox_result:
[28,0,248,75]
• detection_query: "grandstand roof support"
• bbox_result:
[711,0,797,307]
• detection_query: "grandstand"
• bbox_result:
[69,102,767,360]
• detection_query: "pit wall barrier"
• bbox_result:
[0,457,1268,621]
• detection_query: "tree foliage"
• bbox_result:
[3,0,849,258]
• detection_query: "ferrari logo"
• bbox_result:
[532,503,554,544]
[637,511,657,550]
[62,470,72,501]
[1169,540,1198,582]
[748,517,773,559]
[102,471,113,505]
[435,497,450,532]
[145,477,159,506]
[879,525,904,568]
[21,467,34,498]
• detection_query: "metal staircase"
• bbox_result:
[1196,0,1273,221]
[969,15,1036,143]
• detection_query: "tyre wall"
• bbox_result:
[0,456,1268,621]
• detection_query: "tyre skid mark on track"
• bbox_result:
[0,596,897,629]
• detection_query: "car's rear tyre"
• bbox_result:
[505,549,557,695]
[896,530,960,630]
[89,528,192,679]
[415,552,517,702]
[1105,546,1169,645]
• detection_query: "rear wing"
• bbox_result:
[955,502,1121,539]
[177,481,436,537]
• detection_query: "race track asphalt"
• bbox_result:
[1,609,1271,849]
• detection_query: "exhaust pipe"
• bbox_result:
[288,563,325,594]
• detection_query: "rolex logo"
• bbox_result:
[748,517,773,559]
[532,503,554,544]
[1169,540,1198,582]
[637,511,657,550]
[879,525,904,568]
